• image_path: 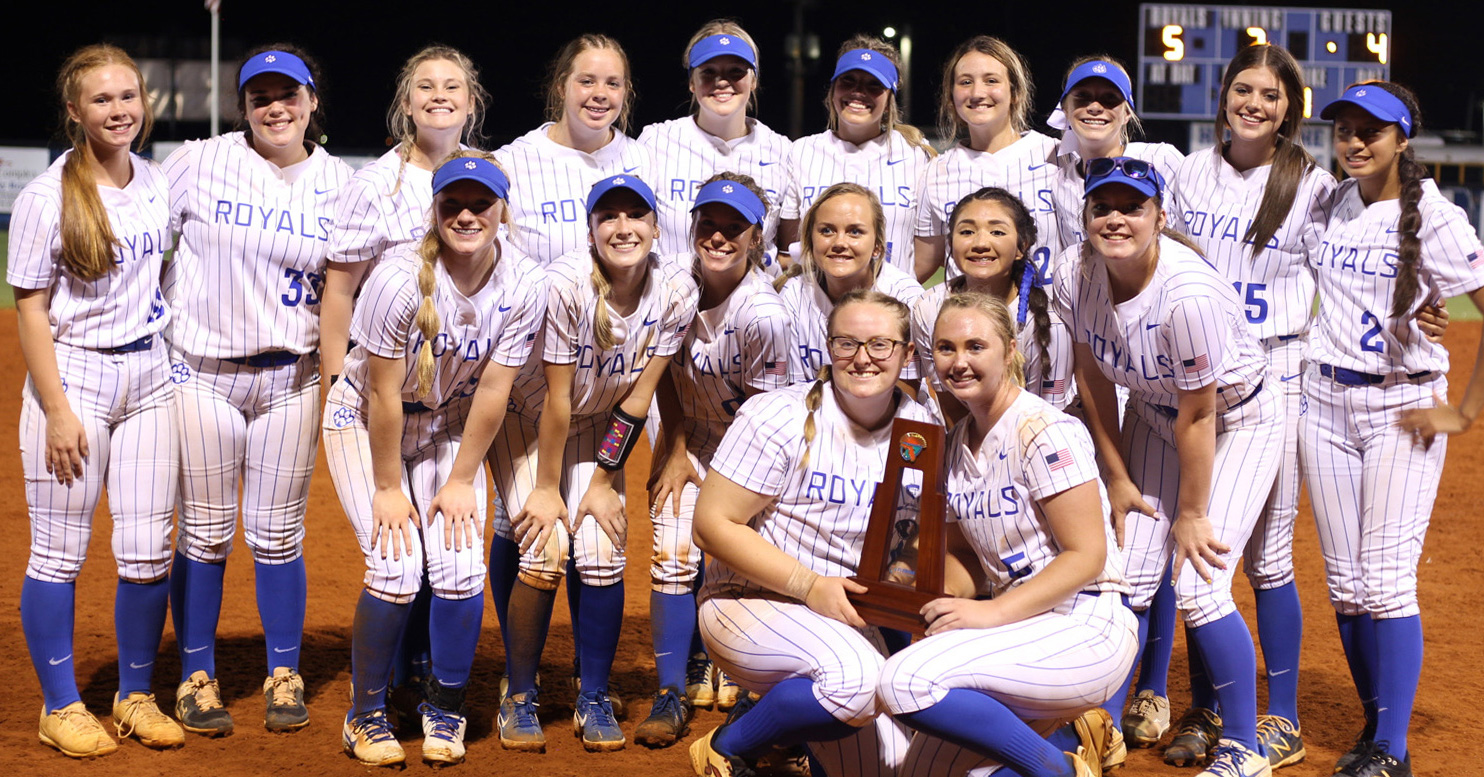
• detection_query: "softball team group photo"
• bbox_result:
[9,13,1484,777]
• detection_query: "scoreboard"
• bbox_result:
[1136,4,1391,121]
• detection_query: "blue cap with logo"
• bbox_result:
[831,49,899,93]
[587,175,658,213]
[1320,84,1415,138]
[691,180,766,225]
[432,157,510,200]
[238,50,315,91]
[688,34,757,69]
[1058,60,1134,110]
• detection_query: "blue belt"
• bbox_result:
[226,350,301,368]
[1154,380,1264,418]
[1319,364,1433,386]
[99,335,153,354]
[402,394,461,414]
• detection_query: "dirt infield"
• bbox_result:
[0,311,1478,777]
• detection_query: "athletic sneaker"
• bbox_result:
[689,724,759,777]
[1165,707,1223,767]
[1067,748,1098,777]
[1256,715,1306,769]
[635,687,693,748]
[687,653,718,709]
[498,690,546,752]
[1075,707,1128,772]
[573,690,625,752]
[263,667,309,732]
[39,702,118,759]
[1123,690,1172,746]
[343,709,405,767]
[569,659,627,719]
[176,670,233,736]
[1197,739,1273,777]
[716,671,744,711]
[1337,748,1411,777]
[419,702,468,765]
[1333,721,1376,773]
[112,692,185,749]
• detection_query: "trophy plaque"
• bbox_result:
[848,418,946,636]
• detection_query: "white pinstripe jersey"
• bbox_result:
[910,282,1076,411]
[638,117,792,271]
[914,133,1061,283]
[511,250,698,421]
[494,123,649,266]
[701,383,935,598]
[7,151,170,348]
[340,243,547,408]
[328,147,442,267]
[945,390,1128,597]
[671,265,794,462]
[161,133,353,358]
[1308,178,1484,375]
[1167,149,1337,341]
[778,263,924,384]
[1053,236,1268,412]
[780,130,931,276]
[1051,141,1185,249]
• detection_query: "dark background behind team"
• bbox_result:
[9,1,1484,153]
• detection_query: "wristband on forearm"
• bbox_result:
[596,406,645,471]
[784,561,820,602]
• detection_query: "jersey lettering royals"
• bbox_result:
[671,266,794,462]
[1053,236,1268,415]
[780,263,924,384]
[1167,149,1337,342]
[638,117,792,271]
[495,123,649,266]
[781,130,930,276]
[910,281,1075,411]
[1051,141,1184,249]
[914,132,1061,284]
[162,132,353,358]
[944,391,1128,598]
[329,147,456,267]
[701,383,935,598]
[340,245,547,407]
[8,151,170,348]
[511,250,698,422]
[1308,178,1484,375]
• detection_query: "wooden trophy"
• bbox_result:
[848,417,946,636]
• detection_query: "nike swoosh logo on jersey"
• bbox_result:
[183,645,210,654]
[49,654,72,666]
[1146,323,1161,330]
[273,646,297,653]
[148,195,157,203]
[129,661,154,669]
[1027,163,1049,171]
[624,166,640,173]
[723,328,737,336]
[1385,224,1400,234]
[315,187,334,195]
[886,158,906,166]
[499,304,513,312]
[759,160,777,166]
[998,449,1008,460]
[1280,373,1302,382]
[643,317,658,326]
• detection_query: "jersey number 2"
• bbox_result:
[1359,311,1385,353]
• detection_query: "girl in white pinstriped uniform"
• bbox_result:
[688,289,931,777]
[635,174,794,746]
[639,21,792,274]
[321,44,491,722]
[13,44,184,758]
[1056,158,1283,777]
[779,37,936,276]
[328,153,543,768]
[913,36,1060,286]
[879,292,1136,777]
[489,175,698,753]
[1309,83,1484,777]
[162,45,352,737]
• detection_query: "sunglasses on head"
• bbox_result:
[1086,157,1154,180]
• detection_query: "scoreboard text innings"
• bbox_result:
[1136,5,1391,120]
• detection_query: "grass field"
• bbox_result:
[0,229,1476,317]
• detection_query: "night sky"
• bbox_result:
[11,1,1484,153]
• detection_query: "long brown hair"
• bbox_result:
[826,35,935,158]
[936,36,1035,144]
[1215,44,1314,260]
[1363,81,1426,318]
[544,34,636,134]
[56,44,154,281]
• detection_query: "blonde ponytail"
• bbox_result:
[414,231,441,398]
[591,260,616,350]
[798,365,831,471]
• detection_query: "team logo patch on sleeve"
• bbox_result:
[1181,354,1209,375]
[1045,448,1073,472]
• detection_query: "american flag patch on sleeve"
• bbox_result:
[764,360,787,377]
[1469,250,1483,270]
[1181,354,1210,374]
[1040,378,1066,394]
[1045,449,1073,472]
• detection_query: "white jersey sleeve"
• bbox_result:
[328,148,436,266]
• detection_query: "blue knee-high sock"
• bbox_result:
[1372,615,1421,759]
[1254,582,1303,722]
[116,578,170,695]
[880,628,913,656]
[651,591,694,692]
[255,557,306,672]
[688,562,708,657]
[1187,623,1220,712]
[578,581,624,695]
[1336,612,1379,723]
[1137,566,1176,697]
[1046,722,1080,753]
[1102,604,1148,720]
[429,594,484,689]
[714,677,858,756]
[566,558,583,674]
[898,689,1075,777]
[351,591,413,717]
[506,581,556,695]
[1190,612,1258,750]
[488,534,520,659]
[171,551,224,679]
[393,578,433,686]
[22,578,80,712]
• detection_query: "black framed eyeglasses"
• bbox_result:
[828,336,907,360]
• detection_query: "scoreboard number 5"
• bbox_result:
[1162,25,1185,60]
